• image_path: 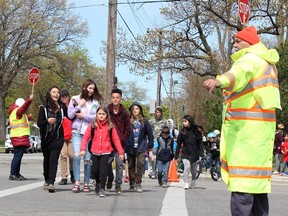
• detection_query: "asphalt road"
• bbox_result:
[1,153,288,216]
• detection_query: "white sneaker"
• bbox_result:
[217,177,222,182]
[189,180,196,188]
[273,171,279,175]
[184,183,189,190]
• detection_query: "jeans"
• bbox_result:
[10,146,26,176]
[156,160,170,183]
[282,161,288,173]
[72,132,91,184]
[114,153,125,186]
[274,153,283,172]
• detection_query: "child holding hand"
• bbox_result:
[80,105,124,198]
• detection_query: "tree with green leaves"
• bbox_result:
[0,0,88,140]
[276,42,288,125]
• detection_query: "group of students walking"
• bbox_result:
[8,78,205,197]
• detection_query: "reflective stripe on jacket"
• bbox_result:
[9,108,30,138]
[216,42,281,194]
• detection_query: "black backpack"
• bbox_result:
[156,137,174,162]
[87,122,116,162]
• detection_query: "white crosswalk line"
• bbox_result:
[0,181,44,198]
[160,179,188,216]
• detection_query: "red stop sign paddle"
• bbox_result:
[238,0,250,25]
[28,67,40,85]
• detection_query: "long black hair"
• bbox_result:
[45,86,62,112]
[181,115,202,141]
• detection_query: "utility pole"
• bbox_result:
[105,0,117,104]
[156,30,163,106]
[169,70,173,118]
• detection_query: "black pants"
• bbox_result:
[41,136,64,185]
[91,154,110,190]
[231,192,269,216]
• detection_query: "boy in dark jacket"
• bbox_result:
[106,88,131,193]
[152,126,174,188]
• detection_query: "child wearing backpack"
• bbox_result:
[80,105,124,198]
[152,126,175,188]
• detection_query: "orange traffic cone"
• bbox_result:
[168,159,179,182]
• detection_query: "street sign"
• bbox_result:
[28,67,40,84]
[238,0,250,25]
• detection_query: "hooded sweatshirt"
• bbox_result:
[68,94,100,135]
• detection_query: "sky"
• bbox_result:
[67,0,170,102]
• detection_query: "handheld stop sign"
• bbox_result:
[238,0,250,26]
[28,67,40,94]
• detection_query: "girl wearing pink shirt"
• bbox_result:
[80,105,124,198]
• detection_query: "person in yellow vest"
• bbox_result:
[8,94,33,181]
[203,26,281,215]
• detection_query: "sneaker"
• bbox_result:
[89,179,96,187]
[58,179,67,185]
[129,185,136,192]
[136,184,143,193]
[48,184,55,193]
[43,182,49,190]
[9,175,21,181]
[115,186,122,194]
[189,180,196,189]
[217,177,222,182]
[162,182,167,188]
[95,183,100,194]
[106,179,113,190]
[273,171,279,175]
[184,183,189,190]
[18,174,27,180]
[124,176,129,183]
[99,188,106,198]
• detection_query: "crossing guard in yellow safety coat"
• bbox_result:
[216,29,281,194]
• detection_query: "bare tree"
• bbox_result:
[0,0,88,140]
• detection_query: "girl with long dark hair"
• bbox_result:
[37,86,66,193]
[175,115,203,189]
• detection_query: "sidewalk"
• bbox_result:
[198,172,288,184]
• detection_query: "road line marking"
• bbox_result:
[160,179,188,216]
[0,181,45,198]
[0,176,62,198]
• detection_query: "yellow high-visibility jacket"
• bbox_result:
[216,42,281,193]
[9,108,30,138]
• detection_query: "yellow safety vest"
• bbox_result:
[217,42,281,194]
[9,108,30,138]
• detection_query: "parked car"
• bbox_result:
[5,138,13,153]
[30,135,41,153]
